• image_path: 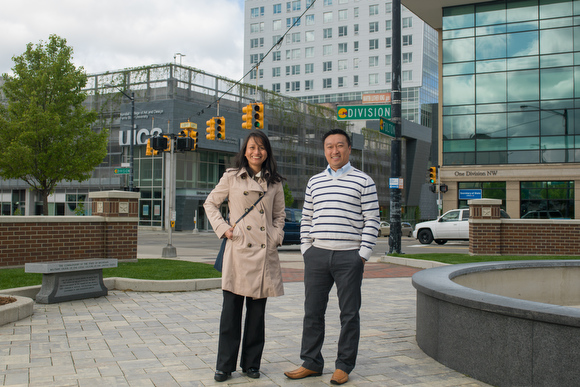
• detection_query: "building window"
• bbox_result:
[386,20,391,31]
[354,75,359,86]
[369,21,379,33]
[385,37,392,48]
[305,63,314,73]
[369,73,379,85]
[287,17,301,27]
[385,72,391,83]
[354,7,359,18]
[369,56,379,67]
[273,35,282,45]
[369,4,379,16]
[323,78,332,88]
[324,12,333,23]
[339,26,348,36]
[305,80,314,90]
[338,59,348,70]
[403,35,413,46]
[250,54,259,64]
[369,39,379,50]
[338,43,347,54]
[305,14,315,25]
[338,77,346,87]
[273,4,282,14]
[323,44,333,56]
[385,54,392,65]
[305,47,314,58]
[323,61,332,72]
[305,30,315,41]
[353,58,359,69]
[324,28,333,39]
[251,7,264,18]
[519,181,574,219]
[354,41,359,51]
[273,51,281,61]
[403,70,412,81]
[292,0,301,11]
[403,16,412,28]
[250,23,264,33]
[292,65,300,75]
[272,83,281,93]
[403,52,413,63]
[291,32,301,43]
[385,2,392,13]
[250,38,263,49]
[273,19,282,30]
[338,9,348,20]
[273,67,281,77]
[324,0,333,5]
[286,48,301,60]
[354,24,359,34]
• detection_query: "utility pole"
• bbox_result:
[388,0,403,254]
[162,137,177,258]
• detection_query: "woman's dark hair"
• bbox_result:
[234,131,285,186]
[322,128,351,147]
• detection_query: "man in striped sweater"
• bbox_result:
[285,129,380,385]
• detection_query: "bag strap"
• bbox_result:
[232,193,264,228]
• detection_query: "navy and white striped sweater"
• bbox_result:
[300,167,380,260]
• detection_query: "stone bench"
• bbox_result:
[25,259,118,304]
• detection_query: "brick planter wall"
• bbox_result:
[0,191,139,268]
[469,199,580,256]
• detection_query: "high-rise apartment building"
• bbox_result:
[243,0,439,126]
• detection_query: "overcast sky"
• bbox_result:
[0,0,246,82]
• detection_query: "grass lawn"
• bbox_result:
[0,259,220,290]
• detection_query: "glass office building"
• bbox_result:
[405,0,580,218]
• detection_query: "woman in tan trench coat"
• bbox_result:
[204,130,286,382]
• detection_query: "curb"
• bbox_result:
[0,296,34,326]
[379,255,449,269]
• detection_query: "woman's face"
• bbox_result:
[245,136,267,174]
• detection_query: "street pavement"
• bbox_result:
[0,231,489,386]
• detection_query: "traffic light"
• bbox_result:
[215,117,225,140]
[242,103,253,129]
[150,135,168,152]
[177,120,198,151]
[253,102,264,129]
[206,118,216,140]
[428,166,437,184]
[163,135,171,152]
[146,138,158,156]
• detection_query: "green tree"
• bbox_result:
[0,35,108,215]
[283,183,294,208]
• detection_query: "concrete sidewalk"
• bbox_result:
[0,231,489,386]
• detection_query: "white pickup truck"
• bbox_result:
[413,209,470,245]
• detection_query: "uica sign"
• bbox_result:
[337,105,391,121]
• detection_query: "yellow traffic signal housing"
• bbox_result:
[253,102,264,129]
[190,128,198,150]
[146,138,158,156]
[163,135,171,152]
[215,117,225,140]
[429,166,437,184]
[242,103,253,129]
[206,118,216,140]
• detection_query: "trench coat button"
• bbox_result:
[261,244,266,248]
[247,243,252,248]
[242,175,247,179]
[247,225,252,230]
[259,209,264,214]
[259,192,264,197]
[243,191,249,195]
[245,208,250,213]
[260,226,265,231]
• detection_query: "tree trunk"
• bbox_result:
[42,191,49,216]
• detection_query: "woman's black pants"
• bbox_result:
[216,290,267,372]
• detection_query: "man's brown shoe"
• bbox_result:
[284,366,322,379]
[330,369,349,385]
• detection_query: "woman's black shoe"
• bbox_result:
[214,370,230,382]
[244,367,260,379]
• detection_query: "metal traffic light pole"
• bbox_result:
[388,0,403,254]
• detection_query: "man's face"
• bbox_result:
[324,133,351,171]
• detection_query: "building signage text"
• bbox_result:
[336,105,391,120]
[454,170,499,177]
[120,110,164,121]
[362,93,391,104]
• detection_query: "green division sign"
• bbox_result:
[337,104,391,121]
[114,168,130,174]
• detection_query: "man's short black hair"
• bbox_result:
[322,129,351,147]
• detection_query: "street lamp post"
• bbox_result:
[108,84,135,191]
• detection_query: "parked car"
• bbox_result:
[378,221,413,237]
[412,208,510,245]
[282,208,302,245]
[521,210,564,219]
